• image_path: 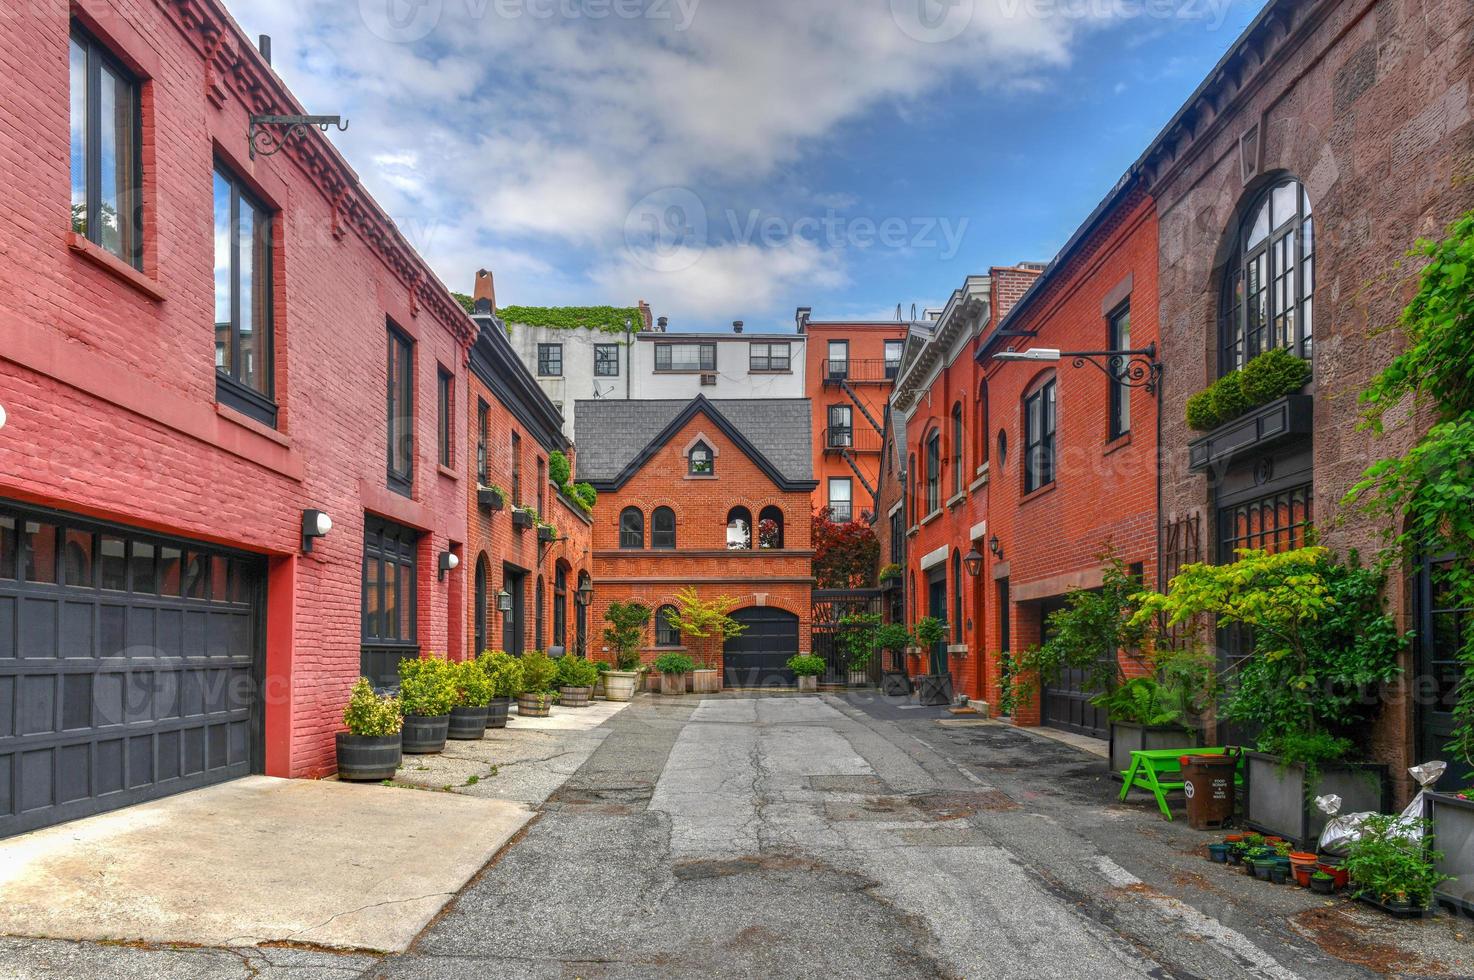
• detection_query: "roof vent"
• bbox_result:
[472,268,495,315]
[732,320,744,334]
[656,316,669,331]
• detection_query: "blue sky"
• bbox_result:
[232,0,1261,330]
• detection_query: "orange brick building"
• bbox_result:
[465,280,593,659]
[797,310,909,520]
[575,397,817,685]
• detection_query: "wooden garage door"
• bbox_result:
[723,607,800,687]
[0,502,265,838]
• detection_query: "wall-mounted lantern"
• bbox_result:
[575,582,594,607]
[437,551,459,581]
[496,589,513,614]
[301,509,332,553]
[962,547,983,577]
[988,534,1003,560]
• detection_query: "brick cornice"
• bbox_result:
[154,0,476,352]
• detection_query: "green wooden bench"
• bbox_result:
[1118,747,1242,820]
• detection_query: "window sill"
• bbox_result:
[906,526,919,537]
[67,231,165,302]
[920,509,942,527]
[216,402,291,448]
[945,490,966,510]
[438,464,459,481]
[1020,482,1056,505]
[748,369,792,375]
[654,369,717,375]
[684,473,717,480]
[1103,431,1132,456]
[968,470,990,493]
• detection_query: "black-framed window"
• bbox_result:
[437,368,453,467]
[890,510,903,564]
[594,343,620,377]
[688,441,714,476]
[476,399,489,485]
[827,404,852,448]
[554,565,567,649]
[1220,177,1314,373]
[749,342,790,372]
[511,432,522,504]
[387,326,414,496]
[652,507,676,549]
[828,478,852,522]
[213,165,275,426]
[978,382,990,464]
[950,403,964,496]
[655,604,681,647]
[619,507,643,548]
[884,339,904,378]
[535,576,545,651]
[827,340,849,379]
[70,27,141,268]
[952,551,964,644]
[474,556,488,655]
[361,516,419,685]
[654,342,716,372]
[1108,303,1131,439]
[537,343,562,377]
[925,430,940,513]
[1024,378,1057,493]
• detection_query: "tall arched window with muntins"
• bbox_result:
[950,403,964,496]
[655,604,681,647]
[652,506,676,549]
[474,555,488,654]
[726,507,752,549]
[619,507,644,549]
[758,506,784,549]
[1220,177,1314,373]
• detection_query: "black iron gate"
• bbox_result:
[812,589,883,684]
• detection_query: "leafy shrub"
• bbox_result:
[519,650,559,693]
[477,650,524,698]
[603,601,651,671]
[878,562,902,582]
[1185,387,1218,430]
[1345,814,1448,907]
[342,678,402,736]
[1207,369,1250,426]
[838,612,881,670]
[556,655,600,688]
[1090,677,1181,727]
[653,652,695,675]
[397,655,456,717]
[912,616,947,649]
[874,622,913,653]
[1239,346,1311,404]
[481,484,508,505]
[787,654,826,677]
[453,658,496,708]
[548,450,571,488]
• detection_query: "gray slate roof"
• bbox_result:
[573,397,813,484]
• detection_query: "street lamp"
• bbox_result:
[962,547,983,577]
[992,342,1163,395]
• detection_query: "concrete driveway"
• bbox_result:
[0,776,531,953]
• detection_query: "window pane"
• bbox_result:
[131,541,156,594]
[237,203,257,389]
[23,522,57,584]
[1271,180,1299,229]
[158,545,182,596]
[63,529,93,587]
[364,559,380,640]
[246,205,271,393]
[0,515,15,580]
[70,38,88,236]
[98,63,136,261]
[210,555,229,601]
[213,172,233,375]
[383,561,398,640]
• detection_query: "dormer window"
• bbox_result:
[688,441,714,476]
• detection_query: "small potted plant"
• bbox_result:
[1309,870,1336,895]
[477,650,522,728]
[537,517,557,543]
[838,612,880,687]
[448,658,494,739]
[556,655,599,707]
[654,652,695,696]
[593,661,610,700]
[1344,813,1448,917]
[477,484,507,511]
[397,655,455,754]
[602,601,649,702]
[912,616,951,705]
[787,654,826,693]
[336,678,402,781]
[516,650,558,717]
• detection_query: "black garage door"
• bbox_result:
[0,502,265,838]
[723,607,800,687]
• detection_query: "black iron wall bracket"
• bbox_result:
[248,114,348,159]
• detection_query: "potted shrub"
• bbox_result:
[602,601,649,702]
[1131,546,1402,844]
[516,650,558,717]
[839,612,880,687]
[912,616,951,705]
[336,678,402,781]
[663,587,744,694]
[1345,813,1447,917]
[448,658,494,739]
[556,655,599,707]
[654,652,694,696]
[397,655,455,754]
[511,506,535,531]
[477,484,507,511]
[875,622,914,696]
[1096,668,1209,776]
[477,650,522,728]
[788,654,826,693]
[537,519,557,543]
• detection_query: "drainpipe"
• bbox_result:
[625,318,633,400]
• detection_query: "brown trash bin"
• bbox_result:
[1182,749,1239,830]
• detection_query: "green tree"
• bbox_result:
[602,601,650,671]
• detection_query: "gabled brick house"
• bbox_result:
[575,397,817,685]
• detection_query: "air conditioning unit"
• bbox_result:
[700,373,717,386]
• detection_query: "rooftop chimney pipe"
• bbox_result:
[656,316,668,330]
[258,35,271,65]
[795,306,812,331]
[472,268,495,315]
[732,320,743,333]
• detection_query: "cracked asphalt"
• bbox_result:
[5,693,1472,979]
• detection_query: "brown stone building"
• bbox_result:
[1144,0,1473,794]
[575,397,817,684]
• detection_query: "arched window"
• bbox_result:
[726,507,752,549]
[655,604,681,647]
[688,440,714,476]
[907,453,917,524]
[652,507,676,549]
[534,576,545,651]
[1220,176,1314,373]
[758,506,784,549]
[950,403,964,496]
[925,429,941,513]
[474,555,489,654]
[619,507,644,549]
[554,564,568,650]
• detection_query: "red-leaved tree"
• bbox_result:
[812,507,880,588]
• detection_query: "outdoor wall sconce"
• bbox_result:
[437,551,459,581]
[962,547,983,577]
[301,509,332,553]
[496,589,513,614]
[575,583,594,607]
[992,342,1163,396]
[988,534,1003,560]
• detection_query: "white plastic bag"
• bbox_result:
[1317,793,1375,856]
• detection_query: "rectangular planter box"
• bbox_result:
[511,510,534,530]
[537,526,556,542]
[1425,791,1474,916]
[691,668,720,694]
[1187,394,1313,473]
[476,487,504,510]
[916,673,952,706]
[1243,751,1388,847]
[1108,722,1204,777]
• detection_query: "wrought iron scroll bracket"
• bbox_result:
[1066,342,1163,396]
[248,114,349,159]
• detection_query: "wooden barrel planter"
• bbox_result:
[448,705,489,739]
[691,669,720,694]
[401,714,450,754]
[484,696,512,729]
[560,685,593,708]
[517,693,553,718]
[335,733,401,781]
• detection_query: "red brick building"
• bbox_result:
[574,397,817,684]
[465,274,593,659]
[797,311,908,520]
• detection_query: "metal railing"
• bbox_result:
[822,425,882,453]
[821,358,901,384]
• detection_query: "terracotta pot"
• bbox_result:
[1292,864,1313,887]
[1317,862,1349,889]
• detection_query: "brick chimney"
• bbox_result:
[637,300,653,332]
[473,268,496,315]
[989,264,1043,324]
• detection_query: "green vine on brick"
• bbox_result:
[498,305,642,334]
